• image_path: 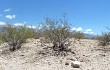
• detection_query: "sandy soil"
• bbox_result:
[0,38,110,70]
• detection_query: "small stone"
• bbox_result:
[71,61,80,68]
[20,54,25,56]
[65,61,69,65]
[60,60,62,64]
[80,58,84,62]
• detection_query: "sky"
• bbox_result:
[0,0,110,35]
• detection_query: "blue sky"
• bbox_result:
[0,0,110,35]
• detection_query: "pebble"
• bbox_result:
[71,61,80,68]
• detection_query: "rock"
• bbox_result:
[79,58,84,62]
[71,57,77,61]
[71,61,80,68]
[65,61,69,65]
[20,54,25,56]
[59,60,62,64]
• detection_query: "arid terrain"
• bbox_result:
[0,38,110,70]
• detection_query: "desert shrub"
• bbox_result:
[42,17,71,56]
[0,35,3,45]
[98,32,110,46]
[0,34,4,45]
[35,30,43,39]
[92,35,101,40]
[0,26,6,45]
[0,33,2,45]
[72,31,85,40]
[2,24,35,51]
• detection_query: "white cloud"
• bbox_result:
[14,23,24,26]
[77,27,82,31]
[86,29,92,32]
[5,15,16,19]
[14,23,36,29]
[27,25,36,29]
[71,27,76,31]
[84,29,94,34]
[4,8,11,12]
[0,22,6,25]
[71,27,95,34]
[71,27,82,32]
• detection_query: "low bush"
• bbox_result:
[98,32,110,46]
[2,24,35,51]
[42,17,71,56]
[72,31,85,40]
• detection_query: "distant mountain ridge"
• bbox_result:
[84,33,97,38]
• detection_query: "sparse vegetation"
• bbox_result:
[0,15,109,56]
[0,37,3,45]
[72,31,85,40]
[98,32,110,46]
[0,26,6,45]
[41,16,71,56]
[1,24,35,51]
[0,16,109,70]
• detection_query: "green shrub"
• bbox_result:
[2,24,35,51]
[42,17,71,55]
[98,32,110,46]
[35,30,43,39]
[72,31,85,39]
[0,36,3,45]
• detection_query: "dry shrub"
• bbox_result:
[72,31,85,40]
[42,16,71,56]
[98,32,110,46]
[2,24,35,51]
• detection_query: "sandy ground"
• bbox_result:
[0,38,110,70]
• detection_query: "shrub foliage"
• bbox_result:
[1,24,35,51]
[72,31,85,40]
[42,17,71,54]
[98,32,110,46]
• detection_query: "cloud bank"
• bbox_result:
[14,23,25,26]
[0,22,6,25]
[71,27,95,34]
[5,15,16,19]
[84,29,94,34]
[71,27,82,32]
